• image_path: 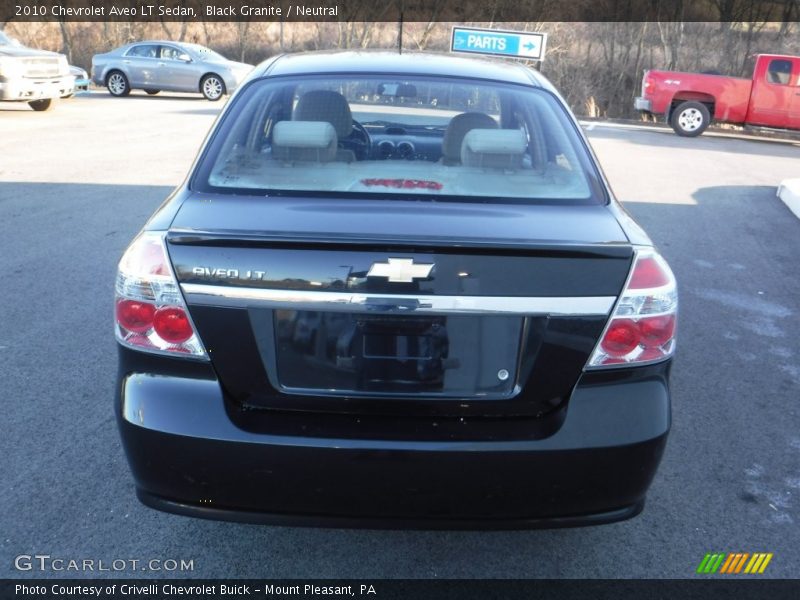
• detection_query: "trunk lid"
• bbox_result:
[167,194,632,417]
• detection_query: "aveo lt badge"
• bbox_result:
[367,258,434,283]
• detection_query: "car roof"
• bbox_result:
[254,50,548,88]
[127,40,188,46]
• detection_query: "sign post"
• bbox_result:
[450,27,547,61]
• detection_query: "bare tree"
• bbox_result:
[779,0,799,36]
[407,0,446,50]
[655,0,685,70]
[159,1,189,41]
[739,0,777,73]
[235,20,252,62]
[201,19,212,46]
[58,20,73,62]
[159,19,189,42]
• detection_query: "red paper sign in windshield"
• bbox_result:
[360,178,443,191]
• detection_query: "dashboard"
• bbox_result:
[362,122,445,162]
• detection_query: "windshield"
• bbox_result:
[195,74,601,203]
[0,31,22,47]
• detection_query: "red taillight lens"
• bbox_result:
[601,319,640,357]
[153,307,193,344]
[639,314,676,348]
[628,256,670,289]
[588,249,677,368]
[116,299,155,333]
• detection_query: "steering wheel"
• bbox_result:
[340,120,372,161]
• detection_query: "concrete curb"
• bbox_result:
[579,117,800,145]
[778,179,800,220]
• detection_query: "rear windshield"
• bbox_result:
[194,74,602,203]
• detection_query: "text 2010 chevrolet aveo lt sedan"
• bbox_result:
[114,51,676,528]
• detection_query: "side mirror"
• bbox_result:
[179,54,192,63]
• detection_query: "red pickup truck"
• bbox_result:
[635,54,800,136]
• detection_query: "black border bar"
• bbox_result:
[4,579,800,600]
[3,0,798,23]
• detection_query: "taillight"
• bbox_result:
[116,299,155,333]
[115,232,207,359]
[153,307,193,344]
[642,73,654,94]
[587,248,677,368]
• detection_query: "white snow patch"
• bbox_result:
[694,290,792,318]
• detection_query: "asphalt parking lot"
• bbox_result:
[1,91,799,578]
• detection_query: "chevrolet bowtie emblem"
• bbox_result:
[367,258,434,283]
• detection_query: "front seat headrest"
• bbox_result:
[272,121,338,163]
[441,112,498,164]
[294,90,353,140]
[461,129,527,170]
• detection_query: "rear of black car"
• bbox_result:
[114,53,675,528]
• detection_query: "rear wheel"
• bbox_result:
[107,71,130,97]
[670,101,710,137]
[28,98,54,111]
[144,89,160,95]
[200,74,225,101]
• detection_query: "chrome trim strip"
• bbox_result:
[181,283,616,316]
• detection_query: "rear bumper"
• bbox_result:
[634,97,652,112]
[137,490,645,530]
[116,349,670,529]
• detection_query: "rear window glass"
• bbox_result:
[767,59,793,85]
[126,45,158,58]
[194,74,601,203]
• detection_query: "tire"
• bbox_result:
[200,74,225,101]
[670,101,710,137]
[106,70,130,97]
[144,89,160,95]
[28,98,54,111]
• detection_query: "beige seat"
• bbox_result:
[461,129,527,170]
[441,112,498,165]
[272,121,338,163]
[293,90,355,162]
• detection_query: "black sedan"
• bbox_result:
[114,51,677,528]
